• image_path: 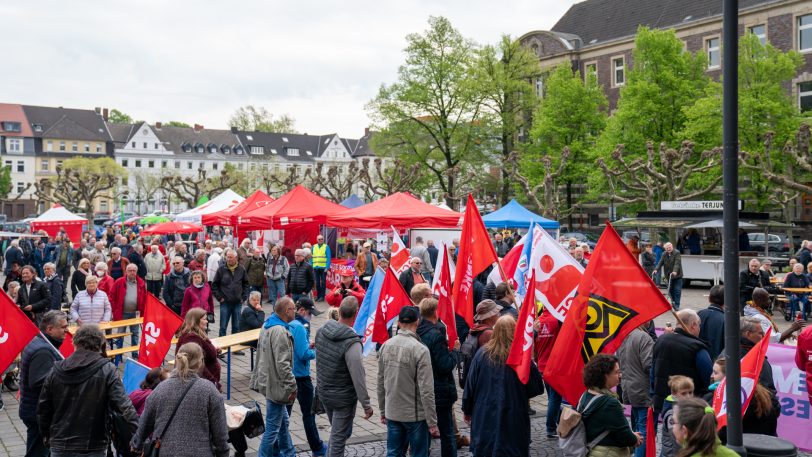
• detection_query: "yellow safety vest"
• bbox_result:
[312,243,328,268]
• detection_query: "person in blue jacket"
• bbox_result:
[287,297,327,456]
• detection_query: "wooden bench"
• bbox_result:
[106,332,132,340]
[107,346,139,358]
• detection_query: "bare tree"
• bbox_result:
[34,157,127,220]
[356,157,424,201]
[597,141,722,210]
[159,168,239,209]
[510,148,570,220]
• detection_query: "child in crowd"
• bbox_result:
[672,397,738,457]
[660,375,695,457]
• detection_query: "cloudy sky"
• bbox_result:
[3,1,577,138]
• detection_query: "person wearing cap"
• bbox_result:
[378,306,439,456]
[315,296,373,457]
[399,257,427,296]
[355,242,378,289]
[327,270,365,308]
[287,297,327,455]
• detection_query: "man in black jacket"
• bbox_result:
[398,257,426,296]
[417,297,461,456]
[287,249,314,303]
[127,243,148,279]
[698,284,725,360]
[162,256,191,315]
[43,263,67,311]
[212,248,249,336]
[38,324,138,455]
[19,311,67,457]
[17,265,51,323]
[739,258,770,308]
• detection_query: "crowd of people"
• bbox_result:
[2,225,812,457]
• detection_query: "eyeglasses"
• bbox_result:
[414,262,422,265]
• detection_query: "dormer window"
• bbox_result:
[250,146,264,155]
[208,144,217,153]
[286,148,299,156]
[220,144,231,154]
[195,143,204,153]
[32,124,43,132]
[182,142,192,153]
[234,146,244,155]
[2,121,21,132]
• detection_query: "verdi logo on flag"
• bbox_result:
[581,294,640,359]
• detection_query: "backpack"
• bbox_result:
[457,332,481,388]
[557,393,610,457]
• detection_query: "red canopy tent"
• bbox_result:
[326,192,463,229]
[236,185,345,231]
[201,190,274,227]
[140,221,203,236]
[30,205,88,241]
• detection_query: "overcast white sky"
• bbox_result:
[2,1,577,138]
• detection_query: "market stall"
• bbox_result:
[30,205,88,241]
[173,189,244,224]
[326,192,463,229]
[201,190,273,227]
[482,199,559,229]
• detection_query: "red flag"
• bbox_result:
[432,244,458,350]
[646,407,656,457]
[507,271,537,383]
[452,195,499,327]
[487,234,526,287]
[59,331,75,358]
[0,290,40,373]
[713,327,772,430]
[139,293,183,368]
[543,222,672,405]
[390,226,411,274]
[372,267,414,344]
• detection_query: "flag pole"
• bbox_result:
[39,331,66,360]
[668,309,689,333]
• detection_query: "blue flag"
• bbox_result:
[353,268,385,356]
[122,358,151,395]
[514,222,537,299]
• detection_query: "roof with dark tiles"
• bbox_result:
[551,0,780,46]
[22,105,111,142]
[152,125,244,159]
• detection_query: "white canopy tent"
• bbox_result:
[173,189,244,224]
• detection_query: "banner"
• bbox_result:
[353,268,385,356]
[0,290,40,374]
[372,267,413,344]
[326,259,356,290]
[122,358,151,395]
[507,271,537,384]
[713,328,771,430]
[139,293,183,368]
[766,342,811,451]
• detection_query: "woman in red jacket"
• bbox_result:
[175,307,221,391]
[180,270,214,319]
[326,271,365,307]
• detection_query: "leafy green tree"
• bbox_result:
[228,105,297,133]
[34,157,128,220]
[367,16,486,209]
[0,165,11,200]
[108,109,133,124]
[164,121,191,128]
[523,63,606,220]
[474,35,541,205]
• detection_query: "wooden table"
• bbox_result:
[211,328,261,399]
[700,259,724,285]
[781,288,812,294]
[68,317,143,334]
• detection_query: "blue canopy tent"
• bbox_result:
[482,199,559,229]
[340,194,365,209]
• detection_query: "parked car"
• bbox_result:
[622,230,651,244]
[747,233,790,254]
[560,232,598,249]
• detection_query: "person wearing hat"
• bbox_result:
[355,242,378,289]
[286,296,328,455]
[326,269,365,308]
[378,306,439,456]
[470,300,500,347]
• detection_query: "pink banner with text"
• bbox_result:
[767,343,809,451]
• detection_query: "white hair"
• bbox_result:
[110,247,121,255]
[95,262,107,271]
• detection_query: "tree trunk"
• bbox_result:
[446,173,457,211]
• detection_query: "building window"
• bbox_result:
[286,148,299,156]
[749,24,766,45]
[584,62,597,82]
[122,159,129,167]
[535,77,544,98]
[84,143,90,152]
[154,143,159,149]
[131,141,136,148]
[17,161,24,173]
[71,142,78,152]
[187,161,193,170]
[100,201,108,212]
[161,160,168,168]
[209,146,217,153]
[174,160,181,169]
[8,139,21,152]
[59,141,65,151]
[16,182,24,193]
[800,82,812,112]
[148,160,155,168]
[212,162,219,170]
[143,142,148,149]
[1,122,21,132]
[40,160,49,172]
[707,37,720,69]
[612,57,625,86]
[196,145,204,153]
[800,14,812,52]
[250,146,264,155]
[95,144,102,153]
[46,141,53,152]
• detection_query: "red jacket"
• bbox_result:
[110,276,147,321]
[534,311,561,373]
[98,274,115,298]
[181,283,214,318]
[326,280,366,307]
[796,325,812,405]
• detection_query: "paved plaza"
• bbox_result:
[0,284,805,456]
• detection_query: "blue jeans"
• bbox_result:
[119,311,141,348]
[267,278,285,305]
[285,377,324,452]
[219,301,241,337]
[259,400,295,457]
[436,405,457,457]
[314,268,326,300]
[386,420,429,457]
[544,381,562,435]
[668,277,683,310]
[631,406,648,457]
[788,294,810,320]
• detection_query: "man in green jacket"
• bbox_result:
[378,306,439,457]
[250,297,297,456]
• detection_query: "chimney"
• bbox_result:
[155,121,162,129]
[364,127,370,136]
[230,126,237,133]
[94,107,101,114]
[102,108,109,121]
[194,124,204,132]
